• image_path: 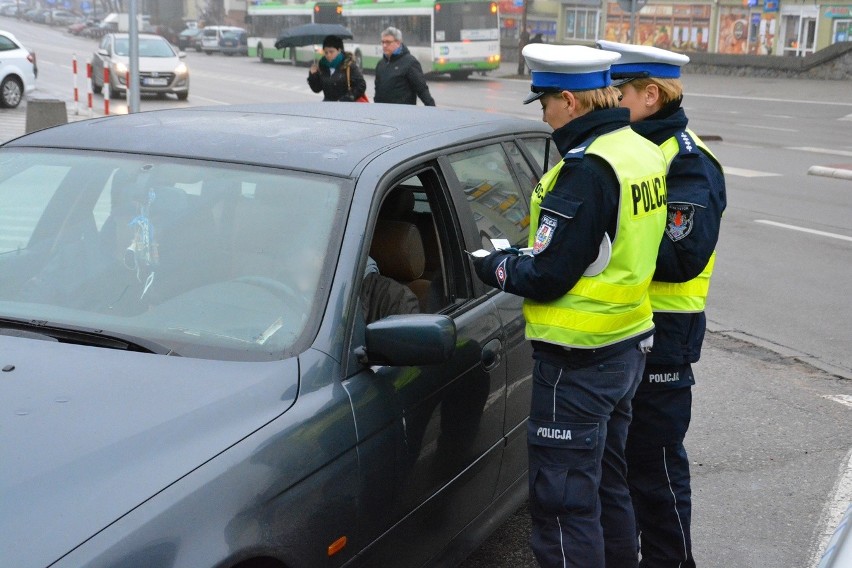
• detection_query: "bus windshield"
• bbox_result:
[435,1,499,42]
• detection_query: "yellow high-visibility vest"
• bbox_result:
[650,129,720,313]
[524,127,668,348]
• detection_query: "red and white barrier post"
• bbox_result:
[86,63,93,117]
[103,67,110,116]
[72,54,79,115]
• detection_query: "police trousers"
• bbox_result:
[528,345,645,568]
[626,364,695,568]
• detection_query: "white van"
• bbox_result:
[200,26,244,55]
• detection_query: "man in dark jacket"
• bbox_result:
[361,257,419,324]
[374,27,435,106]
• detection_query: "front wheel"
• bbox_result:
[177,91,188,101]
[0,76,23,108]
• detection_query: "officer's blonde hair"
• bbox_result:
[627,78,683,105]
[573,86,622,111]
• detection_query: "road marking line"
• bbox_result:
[823,394,852,409]
[755,220,852,242]
[686,92,852,107]
[723,167,781,177]
[788,146,852,158]
[809,448,852,567]
[840,114,852,122]
[736,123,798,132]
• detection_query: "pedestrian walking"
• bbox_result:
[598,40,727,568]
[471,43,668,568]
[374,27,435,106]
[307,35,366,102]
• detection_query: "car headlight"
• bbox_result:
[112,61,128,75]
[175,63,188,75]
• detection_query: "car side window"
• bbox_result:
[521,137,562,174]
[446,143,531,249]
[0,36,15,51]
[504,141,540,194]
[365,168,469,321]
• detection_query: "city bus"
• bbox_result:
[247,1,343,64]
[342,0,501,78]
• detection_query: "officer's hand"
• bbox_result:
[472,251,511,289]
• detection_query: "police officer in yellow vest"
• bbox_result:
[598,40,727,568]
[471,43,668,568]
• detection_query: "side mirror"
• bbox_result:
[97,48,109,57]
[178,51,186,58]
[357,314,456,366]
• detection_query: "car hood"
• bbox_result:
[0,335,298,568]
[114,54,182,73]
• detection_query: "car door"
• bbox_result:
[441,137,554,493]
[342,164,508,566]
[91,35,110,88]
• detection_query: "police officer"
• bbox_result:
[471,43,668,568]
[597,40,727,568]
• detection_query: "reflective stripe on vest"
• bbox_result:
[650,129,719,314]
[523,127,668,348]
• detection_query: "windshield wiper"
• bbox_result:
[0,317,179,356]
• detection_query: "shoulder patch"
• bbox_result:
[666,203,695,242]
[533,215,558,254]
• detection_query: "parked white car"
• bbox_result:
[0,30,36,108]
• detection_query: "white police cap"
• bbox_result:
[522,44,621,104]
[596,40,689,80]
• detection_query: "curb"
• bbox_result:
[808,165,852,181]
[706,320,852,381]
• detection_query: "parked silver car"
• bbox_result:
[0,103,560,568]
[91,32,188,100]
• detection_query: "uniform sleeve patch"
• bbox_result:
[533,215,558,254]
[495,257,509,290]
[665,204,695,242]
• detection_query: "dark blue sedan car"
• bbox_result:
[0,104,560,567]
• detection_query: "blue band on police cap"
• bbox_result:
[531,69,613,91]
[610,62,681,79]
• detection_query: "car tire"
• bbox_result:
[92,79,102,95]
[0,75,23,108]
[177,91,188,101]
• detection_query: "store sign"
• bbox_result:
[825,6,852,17]
[764,0,778,12]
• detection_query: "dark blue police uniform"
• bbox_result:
[627,104,727,568]
[474,105,655,568]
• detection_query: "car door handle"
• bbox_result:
[481,338,502,371]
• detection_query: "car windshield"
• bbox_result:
[0,150,350,361]
[114,37,175,57]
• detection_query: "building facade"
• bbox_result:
[501,0,852,55]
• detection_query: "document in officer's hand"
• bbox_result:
[465,239,534,258]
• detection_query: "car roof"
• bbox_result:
[5,104,549,178]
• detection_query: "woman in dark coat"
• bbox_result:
[307,35,367,102]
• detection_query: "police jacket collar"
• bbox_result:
[630,104,687,146]
[552,107,631,157]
